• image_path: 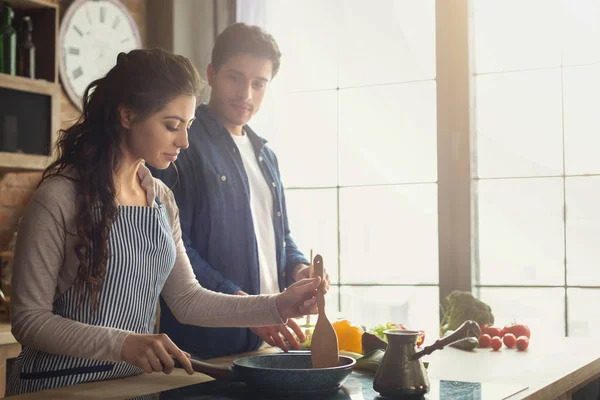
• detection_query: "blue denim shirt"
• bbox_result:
[149,104,309,358]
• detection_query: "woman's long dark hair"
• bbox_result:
[42,48,202,312]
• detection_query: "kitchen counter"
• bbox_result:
[425,336,600,399]
[6,337,600,399]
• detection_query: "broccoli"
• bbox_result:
[440,290,494,337]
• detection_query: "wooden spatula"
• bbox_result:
[310,254,339,368]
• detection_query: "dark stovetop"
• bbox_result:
[134,372,528,400]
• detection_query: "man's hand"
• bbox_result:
[251,319,306,352]
[235,290,307,352]
[292,263,330,294]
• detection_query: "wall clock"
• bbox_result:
[58,0,142,110]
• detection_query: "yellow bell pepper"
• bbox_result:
[332,319,364,354]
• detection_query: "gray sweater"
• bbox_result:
[9,165,283,363]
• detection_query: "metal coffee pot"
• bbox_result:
[373,320,481,398]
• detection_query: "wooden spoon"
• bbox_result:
[310,254,339,368]
[306,249,314,326]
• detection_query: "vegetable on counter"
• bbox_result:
[455,337,479,351]
[443,329,479,351]
[516,336,529,351]
[362,332,388,354]
[369,322,425,347]
[478,334,492,348]
[502,323,531,339]
[480,324,532,351]
[338,349,386,376]
[437,292,534,354]
[339,350,364,360]
[354,349,385,375]
[440,290,495,337]
[332,319,364,354]
[416,330,425,347]
[491,336,503,351]
[481,325,503,338]
[369,322,398,339]
[503,333,517,349]
[283,321,315,349]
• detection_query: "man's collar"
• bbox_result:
[197,103,267,145]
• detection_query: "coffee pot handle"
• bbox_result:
[412,320,481,360]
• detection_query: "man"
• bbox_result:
[150,22,329,359]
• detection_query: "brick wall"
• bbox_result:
[0,173,42,248]
[0,0,149,249]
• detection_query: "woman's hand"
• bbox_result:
[275,276,322,320]
[121,333,194,375]
[293,263,330,293]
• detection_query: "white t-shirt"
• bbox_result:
[230,132,280,294]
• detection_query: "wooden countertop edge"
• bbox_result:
[520,357,600,400]
[7,369,214,399]
[6,347,281,400]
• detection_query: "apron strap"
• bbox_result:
[20,364,114,380]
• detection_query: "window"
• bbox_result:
[238,0,440,336]
[472,0,600,337]
[237,0,600,338]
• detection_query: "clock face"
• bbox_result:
[59,0,142,110]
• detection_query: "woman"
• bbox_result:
[6,48,322,396]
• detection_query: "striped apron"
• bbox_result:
[6,199,176,396]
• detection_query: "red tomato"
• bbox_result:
[491,336,502,351]
[502,324,531,339]
[516,336,529,351]
[503,333,517,348]
[482,325,503,338]
[478,334,492,348]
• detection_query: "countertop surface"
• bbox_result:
[7,337,600,400]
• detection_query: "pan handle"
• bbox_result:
[174,358,234,382]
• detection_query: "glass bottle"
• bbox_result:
[0,1,17,75]
[17,15,34,78]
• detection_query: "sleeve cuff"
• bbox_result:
[266,295,287,325]
[112,329,135,363]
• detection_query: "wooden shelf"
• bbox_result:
[6,0,56,9]
[0,72,58,96]
[0,0,59,172]
[0,152,51,172]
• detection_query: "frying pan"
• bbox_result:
[175,353,356,395]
